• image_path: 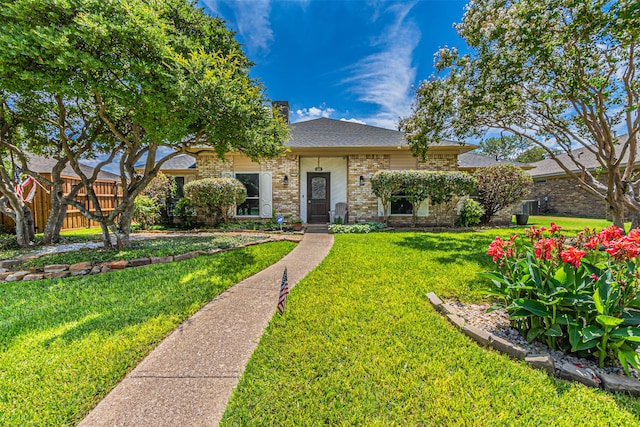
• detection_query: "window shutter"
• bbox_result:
[260,172,272,218]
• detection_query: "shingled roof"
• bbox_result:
[26,153,120,181]
[286,118,464,149]
[528,134,635,178]
[457,152,532,170]
[159,154,196,170]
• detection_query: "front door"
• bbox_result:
[307,173,330,223]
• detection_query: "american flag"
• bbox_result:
[277,267,289,315]
[15,176,34,202]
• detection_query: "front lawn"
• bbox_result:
[0,240,295,427]
[222,228,640,426]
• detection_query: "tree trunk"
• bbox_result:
[610,203,626,232]
[99,222,112,248]
[42,189,67,244]
[113,205,134,248]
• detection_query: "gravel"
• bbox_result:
[450,301,638,379]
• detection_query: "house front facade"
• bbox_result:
[183,106,476,226]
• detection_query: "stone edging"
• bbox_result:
[427,292,640,396]
[0,236,299,284]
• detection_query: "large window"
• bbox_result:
[391,193,413,215]
[236,173,260,216]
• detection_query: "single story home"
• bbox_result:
[528,134,635,218]
[164,102,489,226]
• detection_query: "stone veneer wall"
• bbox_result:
[348,154,389,223]
[261,154,299,218]
[530,176,607,218]
[417,153,458,171]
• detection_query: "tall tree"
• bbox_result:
[0,0,288,247]
[477,135,532,160]
[400,0,639,229]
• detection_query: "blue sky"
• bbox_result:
[199,0,469,130]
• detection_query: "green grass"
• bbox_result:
[221,230,640,426]
[0,241,296,427]
[526,215,627,232]
[24,234,268,268]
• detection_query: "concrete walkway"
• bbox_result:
[78,232,334,427]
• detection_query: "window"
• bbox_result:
[174,177,185,200]
[235,173,260,216]
[391,193,413,215]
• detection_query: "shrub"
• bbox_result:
[371,170,476,226]
[132,195,161,230]
[184,177,247,226]
[173,197,197,229]
[328,222,386,234]
[141,172,177,222]
[473,164,532,224]
[455,198,485,227]
[481,223,640,374]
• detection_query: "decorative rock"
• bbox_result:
[426,292,444,307]
[150,255,173,264]
[107,260,129,269]
[46,271,69,279]
[462,324,491,347]
[70,269,90,276]
[173,252,195,262]
[129,257,151,267]
[44,264,69,273]
[90,266,102,274]
[0,272,12,281]
[489,335,528,359]
[525,354,555,376]
[446,313,466,329]
[0,268,8,273]
[439,303,459,315]
[28,267,43,273]
[101,266,112,273]
[6,271,30,282]
[557,362,601,388]
[599,373,640,396]
[70,261,92,271]
[22,273,44,281]
[0,260,20,269]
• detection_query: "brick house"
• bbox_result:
[528,134,636,218]
[165,103,482,226]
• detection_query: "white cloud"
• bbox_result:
[340,118,367,125]
[201,0,274,55]
[342,1,420,129]
[294,105,336,122]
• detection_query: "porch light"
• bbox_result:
[284,175,289,186]
[359,175,365,186]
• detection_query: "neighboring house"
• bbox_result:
[0,154,121,232]
[528,134,636,218]
[167,102,481,226]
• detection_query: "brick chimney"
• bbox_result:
[272,101,290,125]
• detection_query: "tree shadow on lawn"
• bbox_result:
[1,250,258,351]
[394,233,497,268]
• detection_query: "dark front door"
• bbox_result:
[307,173,330,223]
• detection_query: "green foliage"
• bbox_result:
[222,231,640,425]
[173,197,197,229]
[455,198,485,227]
[328,222,386,234]
[141,172,177,208]
[483,224,640,373]
[473,164,532,224]
[399,0,639,229]
[184,178,247,225]
[132,195,161,230]
[477,135,532,160]
[0,241,295,426]
[516,146,548,163]
[370,170,476,226]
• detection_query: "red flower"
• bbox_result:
[549,222,562,234]
[606,238,640,261]
[560,246,586,268]
[525,225,546,241]
[487,235,517,262]
[534,238,556,260]
[598,225,623,245]
[584,237,600,250]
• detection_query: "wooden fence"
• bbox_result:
[0,174,122,233]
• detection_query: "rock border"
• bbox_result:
[0,236,300,283]
[427,292,640,396]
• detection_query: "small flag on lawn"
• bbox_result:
[277,267,289,315]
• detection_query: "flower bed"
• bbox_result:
[481,223,640,374]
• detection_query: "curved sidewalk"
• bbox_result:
[79,232,334,427]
